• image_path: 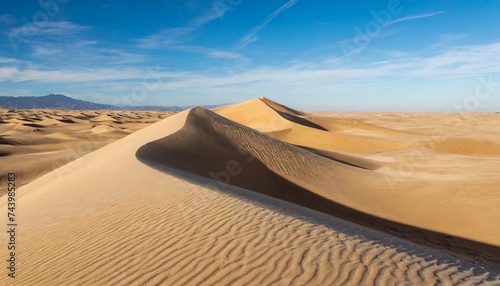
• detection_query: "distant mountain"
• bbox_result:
[0,94,221,111]
[0,94,114,110]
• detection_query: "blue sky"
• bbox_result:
[0,0,499,111]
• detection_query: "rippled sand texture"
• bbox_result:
[0,109,173,194]
[0,99,499,285]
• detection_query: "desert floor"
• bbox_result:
[0,109,174,195]
[0,98,499,285]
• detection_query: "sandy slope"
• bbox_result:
[216,98,420,155]
[0,101,499,285]
[0,109,173,194]
[214,98,500,252]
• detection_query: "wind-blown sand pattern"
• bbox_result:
[0,99,499,285]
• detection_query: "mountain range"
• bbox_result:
[0,94,219,111]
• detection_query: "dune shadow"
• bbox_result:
[57,118,75,124]
[22,123,45,128]
[260,98,329,131]
[294,144,381,170]
[137,108,500,269]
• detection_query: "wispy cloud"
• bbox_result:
[3,41,496,84]
[0,67,188,83]
[161,44,244,60]
[191,3,230,26]
[0,57,21,64]
[138,1,231,49]
[335,11,445,55]
[8,21,88,38]
[401,42,500,77]
[32,46,63,56]
[30,42,145,66]
[388,11,445,25]
[138,27,195,48]
[238,0,298,48]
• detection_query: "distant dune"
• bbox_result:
[0,98,499,285]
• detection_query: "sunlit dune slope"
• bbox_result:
[216,98,419,155]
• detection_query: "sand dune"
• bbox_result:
[0,99,499,285]
[90,123,117,134]
[217,98,419,155]
[138,105,500,260]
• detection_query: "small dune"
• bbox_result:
[90,113,117,122]
[435,137,500,156]
[43,132,79,140]
[90,123,116,134]
[36,118,61,126]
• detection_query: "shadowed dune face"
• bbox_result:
[137,106,500,263]
[137,107,364,216]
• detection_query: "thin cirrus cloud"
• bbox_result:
[0,67,190,83]
[238,0,298,48]
[32,46,63,56]
[154,42,500,89]
[0,57,21,63]
[8,21,88,38]
[162,45,244,60]
[138,2,231,49]
[138,27,196,48]
[335,11,445,47]
[387,11,445,26]
[3,42,498,86]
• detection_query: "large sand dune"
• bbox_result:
[139,104,500,260]
[0,99,499,285]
